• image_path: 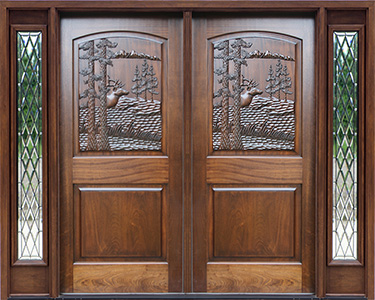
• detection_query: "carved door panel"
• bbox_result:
[60,14,183,293]
[192,14,315,293]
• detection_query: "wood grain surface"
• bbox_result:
[207,157,302,184]
[73,263,168,293]
[73,157,169,184]
[207,263,302,293]
[213,187,296,258]
[79,187,162,258]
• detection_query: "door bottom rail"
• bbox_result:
[8,294,367,300]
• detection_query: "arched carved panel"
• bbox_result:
[75,33,165,151]
[211,32,301,151]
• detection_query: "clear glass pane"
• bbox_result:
[332,31,358,260]
[17,31,43,260]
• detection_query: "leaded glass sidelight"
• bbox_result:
[332,31,358,260]
[17,31,43,260]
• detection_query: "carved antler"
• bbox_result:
[241,76,259,90]
[107,76,125,91]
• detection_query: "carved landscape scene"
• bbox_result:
[213,36,297,151]
[78,36,162,151]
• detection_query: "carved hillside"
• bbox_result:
[213,96,295,150]
[79,96,162,151]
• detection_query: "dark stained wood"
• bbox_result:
[1,2,374,299]
[165,16,184,292]
[10,24,48,267]
[325,20,366,296]
[327,23,365,267]
[0,6,10,300]
[9,21,49,295]
[192,16,208,291]
[327,10,366,25]
[192,13,315,293]
[1,1,373,10]
[10,267,48,295]
[365,6,375,300]
[212,187,298,258]
[183,10,193,293]
[207,263,302,293]
[73,263,168,293]
[207,157,303,184]
[48,7,60,298]
[60,14,183,293]
[78,187,163,258]
[299,14,316,294]
[9,10,48,25]
[72,157,169,184]
[326,266,365,295]
[315,7,327,298]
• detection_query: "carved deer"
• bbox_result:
[240,77,263,107]
[106,77,129,108]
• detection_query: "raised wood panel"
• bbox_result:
[77,187,163,258]
[212,187,298,258]
[207,263,302,293]
[327,266,365,295]
[10,267,48,294]
[207,157,302,184]
[72,157,169,184]
[73,263,168,293]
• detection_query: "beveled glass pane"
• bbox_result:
[332,31,358,260]
[17,31,43,260]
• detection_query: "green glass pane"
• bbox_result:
[332,31,358,260]
[17,31,43,260]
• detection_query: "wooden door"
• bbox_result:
[192,14,316,293]
[60,13,183,293]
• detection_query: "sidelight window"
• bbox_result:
[16,31,43,260]
[332,31,359,260]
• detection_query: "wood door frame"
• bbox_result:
[0,1,374,299]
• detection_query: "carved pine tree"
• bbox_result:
[274,59,284,101]
[140,59,149,100]
[214,40,232,150]
[230,38,252,150]
[265,65,276,99]
[147,65,159,101]
[79,40,100,151]
[95,38,118,150]
[281,65,293,101]
[131,65,142,99]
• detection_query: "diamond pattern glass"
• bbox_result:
[332,32,358,260]
[17,32,43,260]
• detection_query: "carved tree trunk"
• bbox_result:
[220,40,231,150]
[98,41,110,151]
[232,44,243,150]
[87,40,97,151]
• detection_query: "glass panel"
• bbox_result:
[17,31,43,260]
[332,31,358,260]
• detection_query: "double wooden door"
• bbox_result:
[60,12,315,294]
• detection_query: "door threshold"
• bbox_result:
[8,293,366,300]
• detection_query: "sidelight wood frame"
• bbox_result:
[10,24,49,267]
[327,24,365,267]
[0,1,374,300]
